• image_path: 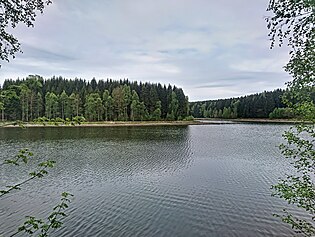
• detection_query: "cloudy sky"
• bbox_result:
[0,0,291,101]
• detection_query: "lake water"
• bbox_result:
[0,124,305,236]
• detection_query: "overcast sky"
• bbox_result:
[0,0,291,101]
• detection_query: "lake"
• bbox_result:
[0,124,305,236]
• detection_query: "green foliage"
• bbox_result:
[1,88,20,120]
[267,0,315,235]
[112,86,126,121]
[0,150,55,197]
[68,93,80,118]
[183,115,194,121]
[85,93,104,121]
[14,192,73,237]
[0,0,52,63]
[272,124,315,235]
[1,78,189,122]
[130,90,140,121]
[2,148,33,166]
[269,107,295,119]
[72,116,86,125]
[151,101,162,121]
[1,149,73,236]
[33,116,49,123]
[59,90,69,119]
[266,0,314,49]
[1,78,190,122]
[103,90,112,121]
[0,100,4,121]
[167,91,179,120]
[45,92,59,119]
[190,89,287,119]
[1,2,73,236]
[33,116,86,126]
[275,211,315,236]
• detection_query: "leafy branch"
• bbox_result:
[9,192,74,237]
[1,149,74,236]
[0,159,56,197]
[266,0,315,49]
[274,210,315,236]
[272,124,315,236]
[266,0,315,235]
[0,0,52,63]
[0,148,33,167]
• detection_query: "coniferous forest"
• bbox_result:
[0,75,306,122]
[0,75,189,122]
[189,89,296,119]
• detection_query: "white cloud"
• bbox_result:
[230,58,286,73]
[0,0,291,100]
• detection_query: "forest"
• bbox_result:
[189,89,296,119]
[0,75,189,122]
[1,76,308,122]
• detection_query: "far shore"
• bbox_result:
[197,118,308,124]
[0,118,311,128]
[0,120,202,128]
[232,118,303,124]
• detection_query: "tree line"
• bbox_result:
[0,76,189,122]
[189,89,294,119]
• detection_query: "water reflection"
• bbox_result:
[0,125,304,237]
[0,126,193,179]
[1,126,193,236]
[0,126,190,141]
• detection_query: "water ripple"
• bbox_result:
[0,125,307,236]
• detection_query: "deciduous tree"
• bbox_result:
[0,0,52,64]
[267,0,315,235]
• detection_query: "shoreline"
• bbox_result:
[199,118,314,125]
[0,118,310,128]
[0,120,203,128]
[197,118,303,124]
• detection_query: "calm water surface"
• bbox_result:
[0,124,304,236]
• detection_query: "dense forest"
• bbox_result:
[0,75,189,122]
[189,89,295,119]
[1,76,308,122]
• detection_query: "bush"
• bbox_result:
[269,108,295,119]
[183,115,194,121]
